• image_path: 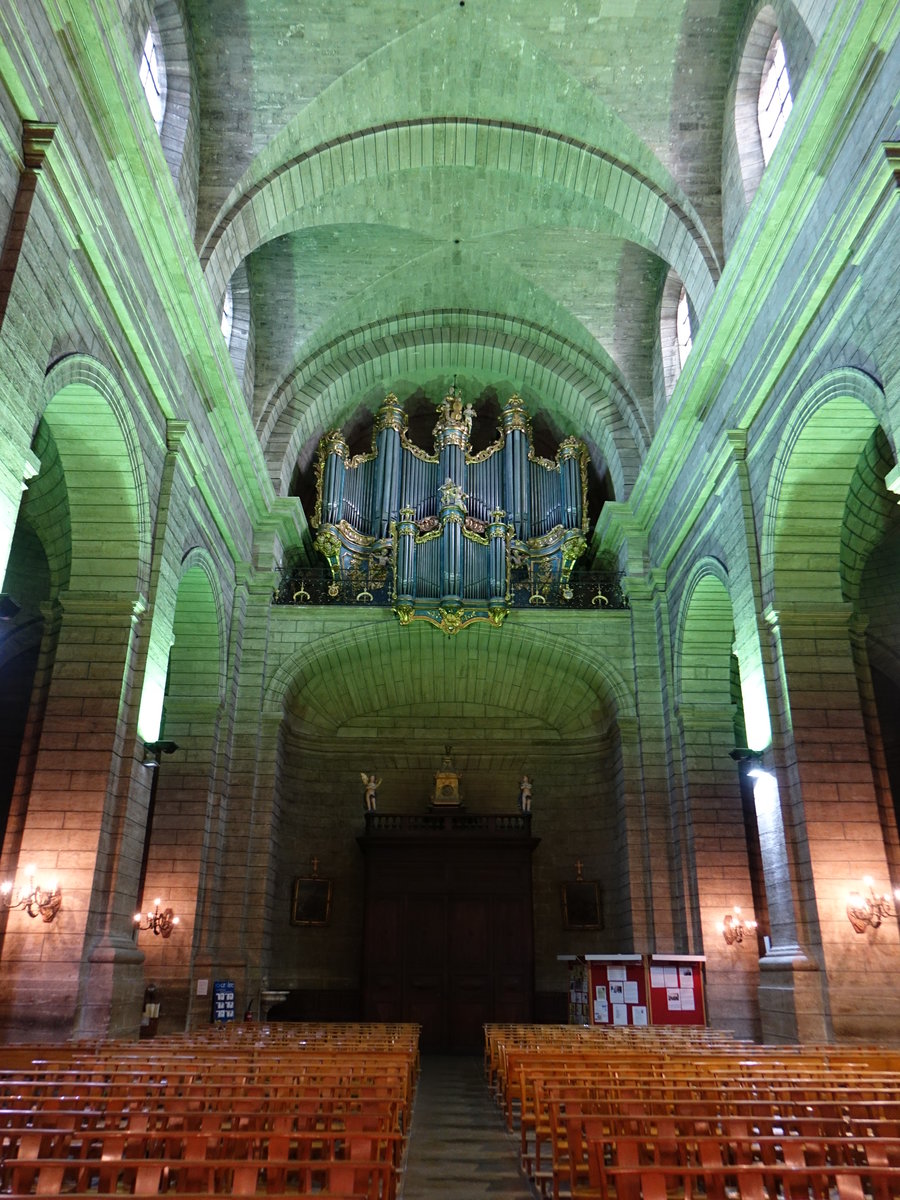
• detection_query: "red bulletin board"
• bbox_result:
[587,956,648,1027]
[647,956,707,1026]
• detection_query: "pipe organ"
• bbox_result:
[313,388,589,632]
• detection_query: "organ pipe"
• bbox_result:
[312,387,588,627]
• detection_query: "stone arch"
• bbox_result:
[40,356,151,600]
[840,427,898,609]
[675,560,737,720]
[761,368,886,610]
[267,321,638,502]
[264,618,635,736]
[167,550,228,710]
[674,559,761,1038]
[201,118,719,333]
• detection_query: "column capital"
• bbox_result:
[58,590,147,621]
[22,121,57,170]
[165,419,190,452]
[725,428,748,460]
[764,601,855,634]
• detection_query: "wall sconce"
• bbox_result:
[847,877,900,934]
[717,906,757,945]
[134,898,179,938]
[1,864,61,922]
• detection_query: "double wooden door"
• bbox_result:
[360,834,536,1052]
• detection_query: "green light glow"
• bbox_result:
[137,623,173,744]
[741,673,772,752]
[137,667,167,743]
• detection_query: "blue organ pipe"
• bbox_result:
[440,494,463,604]
[372,395,405,539]
[396,506,416,602]
[559,438,583,529]
[503,428,530,539]
[321,432,348,525]
[489,510,507,603]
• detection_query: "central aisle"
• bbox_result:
[399,1055,538,1198]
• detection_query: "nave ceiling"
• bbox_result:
[182,0,751,516]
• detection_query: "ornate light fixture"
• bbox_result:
[134,898,179,938]
[847,877,900,934]
[717,906,757,945]
[0,864,61,922]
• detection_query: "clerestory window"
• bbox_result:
[139,25,165,131]
[220,282,234,347]
[676,286,692,370]
[757,34,792,165]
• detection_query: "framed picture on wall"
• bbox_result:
[291,876,333,926]
[560,880,603,930]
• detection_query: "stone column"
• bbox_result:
[0,121,64,582]
[765,602,900,1040]
[614,717,653,949]
[198,569,280,1022]
[0,590,148,1041]
[622,573,681,953]
[137,697,224,1032]
[678,704,761,1038]
[725,433,827,1041]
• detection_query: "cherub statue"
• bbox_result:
[361,772,381,812]
[518,774,533,813]
[439,477,466,510]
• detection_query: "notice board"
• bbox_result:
[586,955,648,1027]
[212,979,236,1023]
[647,956,706,1026]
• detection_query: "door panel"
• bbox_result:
[361,838,535,1051]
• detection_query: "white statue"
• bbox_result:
[361,772,381,812]
[519,774,533,813]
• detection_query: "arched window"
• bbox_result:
[757,33,792,164]
[657,270,691,412]
[676,286,693,370]
[139,24,166,131]
[220,282,234,347]
[727,7,795,247]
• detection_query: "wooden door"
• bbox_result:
[360,828,536,1052]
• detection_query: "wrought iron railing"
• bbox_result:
[363,812,532,835]
[272,564,629,611]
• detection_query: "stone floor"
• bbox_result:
[398,1055,539,1198]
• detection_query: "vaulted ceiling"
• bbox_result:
[184,0,748,525]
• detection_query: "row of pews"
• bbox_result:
[484,1022,900,1200]
[0,1021,420,1198]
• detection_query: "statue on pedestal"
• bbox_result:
[360,772,381,812]
[518,774,533,813]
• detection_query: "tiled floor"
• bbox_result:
[399,1055,539,1198]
